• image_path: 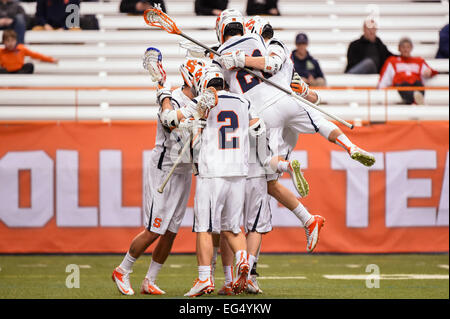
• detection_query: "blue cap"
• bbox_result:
[295,33,308,44]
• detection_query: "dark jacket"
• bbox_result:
[291,50,325,80]
[436,24,449,59]
[119,0,166,15]
[195,0,228,16]
[345,35,393,73]
[35,0,80,29]
[0,0,25,19]
[246,0,279,16]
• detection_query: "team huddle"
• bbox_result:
[112,9,376,297]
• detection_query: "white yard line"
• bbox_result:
[438,264,449,270]
[79,265,91,269]
[345,264,362,268]
[258,264,270,268]
[18,264,47,268]
[324,274,449,280]
[169,264,182,268]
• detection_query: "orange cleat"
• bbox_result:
[112,267,134,296]
[305,215,325,252]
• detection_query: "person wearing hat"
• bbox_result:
[290,32,326,87]
[378,37,438,105]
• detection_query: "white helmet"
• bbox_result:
[215,9,245,44]
[179,58,206,88]
[245,15,273,39]
[194,64,225,94]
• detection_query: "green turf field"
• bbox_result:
[0,254,448,299]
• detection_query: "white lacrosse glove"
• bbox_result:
[178,117,206,133]
[249,118,266,137]
[195,87,218,119]
[143,47,167,85]
[156,85,172,106]
[218,50,246,70]
[291,72,309,98]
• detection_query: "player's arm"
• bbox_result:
[218,43,286,75]
[291,72,321,105]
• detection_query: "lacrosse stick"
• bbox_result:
[143,8,354,129]
[143,47,167,85]
[157,87,218,193]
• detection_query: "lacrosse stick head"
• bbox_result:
[179,40,208,59]
[142,47,166,84]
[143,8,181,35]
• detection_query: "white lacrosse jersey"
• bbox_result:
[214,34,290,112]
[198,90,251,178]
[151,87,193,174]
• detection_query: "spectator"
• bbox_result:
[195,0,227,16]
[246,0,279,16]
[290,32,326,87]
[33,0,82,30]
[120,0,166,15]
[0,0,26,44]
[0,29,57,74]
[345,19,393,74]
[378,37,438,105]
[436,24,449,59]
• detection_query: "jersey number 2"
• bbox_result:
[218,111,239,149]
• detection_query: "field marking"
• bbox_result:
[258,276,306,280]
[258,264,269,268]
[438,264,449,270]
[169,264,182,268]
[346,264,362,268]
[18,264,47,268]
[79,265,91,269]
[324,274,449,280]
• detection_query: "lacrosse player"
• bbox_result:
[212,10,326,258]
[184,65,266,297]
[112,49,208,296]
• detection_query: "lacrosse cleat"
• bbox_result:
[304,215,325,253]
[140,277,166,295]
[232,258,249,295]
[112,267,134,296]
[184,277,215,297]
[246,274,263,294]
[349,146,376,167]
[218,282,234,296]
[288,159,309,197]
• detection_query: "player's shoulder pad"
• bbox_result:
[268,37,286,50]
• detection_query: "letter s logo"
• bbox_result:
[153,217,162,228]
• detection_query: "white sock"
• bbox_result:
[145,260,163,283]
[224,265,233,284]
[119,251,136,273]
[292,203,313,227]
[198,265,211,281]
[277,160,290,173]
[335,134,354,153]
[235,250,248,265]
[248,254,256,278]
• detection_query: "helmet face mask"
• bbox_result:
[216,9,245,44]
[179,58,206,88]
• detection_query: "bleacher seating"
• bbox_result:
[0,0,448,121]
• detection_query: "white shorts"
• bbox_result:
[143,165,192,235]
[243,177,272,234]
[194,176,246,234]
[260,94,323,138]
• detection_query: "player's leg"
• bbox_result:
[185,176,215,297]
[211,232,220,285]
[217,234,234,295]
[221,177,249,295]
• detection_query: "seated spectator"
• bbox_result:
[0,29,57,74]
[246,0,279,16]
[33,0,81,31]
[120,0,166,15]
[378,37,438,105]
[0,0,25,44]
[290,33,326,87]
[345,19,393,74]
[195,0,227,16]
[436,24,449,59]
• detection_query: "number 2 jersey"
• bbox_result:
[151,87,193,174]
[214,34,294,112]
[197,90,254,178]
